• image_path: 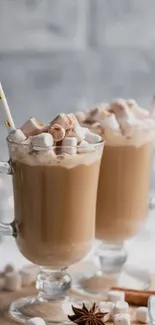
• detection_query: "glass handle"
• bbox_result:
[0,221,17,237]
[0,161,11,174]
[0,160,17,237]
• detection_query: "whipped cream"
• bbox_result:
[77,98,155,147]
[7,113,103,167]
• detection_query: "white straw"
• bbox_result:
[0,82,16,133]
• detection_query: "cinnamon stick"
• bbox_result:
[111,287,155,306]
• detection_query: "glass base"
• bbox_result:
[72,267,150,300]
[9,295,88,324]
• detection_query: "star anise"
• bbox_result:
[68,303,108,325]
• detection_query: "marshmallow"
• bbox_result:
[62,137,77,154]
[126,99,138,107]
[51,113,74,130]
[78,140,94,153]
[32,133,54,151]
[100,114,120,130]
[20,269,34,287]
[113,313,130,325]
[26,317,46,325]
[108,290,125,302]
[110,99,138,124]
[91,106,110,122]
[67,113,79,126]
[48,124,65,141]
[74,111,87,123]
[5,271,22,291]
[113,301,129,316]
[127,99,149,119]
[99,301,114,313]
[110,99,139,136]
[99,302,114,320]
[136,307,149,324]
[67,125,87,142]
[4,264,15,274]
[21,117,46,137]
[36,149,56,164]
[101,308,111,322]
[85,130,102,144]
[8,129,26,143]
[23,265,39,281]
[19,138,32,154]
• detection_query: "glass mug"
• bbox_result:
[74,124,155,295]
[0,138,104,324]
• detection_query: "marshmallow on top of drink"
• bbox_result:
[75,98,155,147]
[7,113,103,166]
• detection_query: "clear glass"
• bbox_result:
[0,138,104,324]
[74,124,155,296]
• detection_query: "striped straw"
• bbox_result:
[0,82,16,133]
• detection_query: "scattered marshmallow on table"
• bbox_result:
[101,308,111,322]
[23,265,39,281]
[5,271,22,291]
[113,301,129,316]
[136,307,149,324]
[26,317,46,325]
[108,290,125,302]
[85,130,102,144]
[78,140,94,153]
[62,137,77,154]
[99,301,114,313]
[20,269,35,287]
[21,117,46,137]
[32,133,54,151]
[99,301,114,321]
[4,263,15,274]
[113,313,130,325]
[8,129,26,143]
[48,124,65,141]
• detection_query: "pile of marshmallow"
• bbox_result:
[1,263,39,292]
[22,289,150,325]
[8,113,102,163]
[75,98,155,139]
[99,290,149,325]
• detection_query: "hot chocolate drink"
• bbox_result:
[8,113,103,267]
[0,83,105,322]
[76,99,155,243]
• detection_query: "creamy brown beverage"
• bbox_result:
[76,99,155,243]
[8,113,103,267]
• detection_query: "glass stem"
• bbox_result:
[36,268,72,301]
[96,242,127,275]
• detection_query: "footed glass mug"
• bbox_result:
[74,125,155,295]
[0,138,104,324]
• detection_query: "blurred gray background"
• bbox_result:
[0,0,155,260]
[0,0,155,156]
